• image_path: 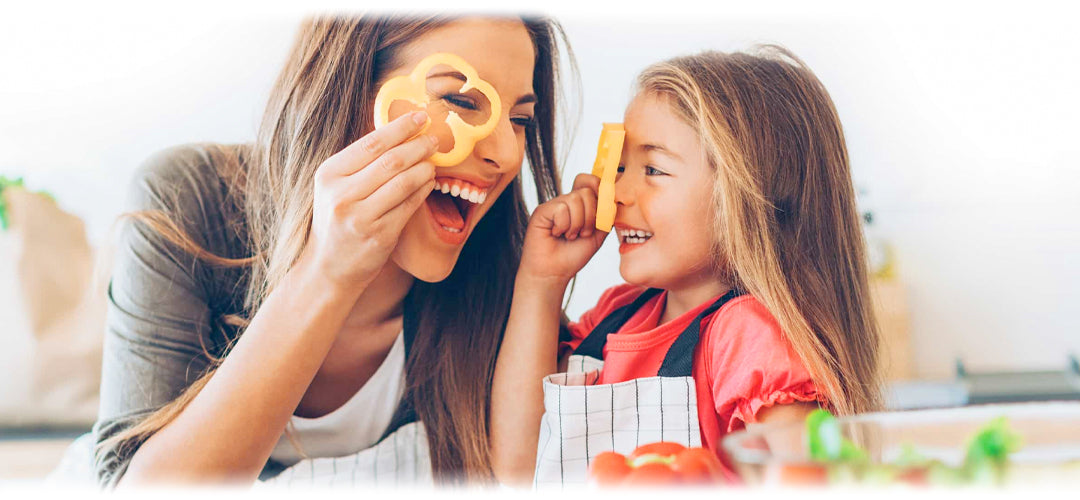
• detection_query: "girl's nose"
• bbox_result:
[614,169,635,207]
[471,113,519,174]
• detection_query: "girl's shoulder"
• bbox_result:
[703,294,793,360]
[702,295,824,430]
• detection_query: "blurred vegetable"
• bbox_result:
[587,442,725,487]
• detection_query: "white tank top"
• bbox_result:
[269,331,406,467]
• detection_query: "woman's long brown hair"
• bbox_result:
[636,46,883,416]
[99,14,572,484]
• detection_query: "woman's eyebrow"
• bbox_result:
[427,71,536,107]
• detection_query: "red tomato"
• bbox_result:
[629,442,687,461]
[670,447,724,483]
[896,466,929,486]
[589,451,632,486]
[622,462,681,486]
[777,463,828,485]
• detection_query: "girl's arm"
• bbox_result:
[490,174,608,486]
[115,112,438,486]
[490,274,570,486]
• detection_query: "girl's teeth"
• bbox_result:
[619,229,652,243]
[478,192,487,204]
[450,184,461,197]
[441,183,451,194]
[469,190,480,203]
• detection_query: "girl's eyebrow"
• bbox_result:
[427,71,537,106]
[640,143,682,161]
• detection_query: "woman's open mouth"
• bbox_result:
[424,177,491,245]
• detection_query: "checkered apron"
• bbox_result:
[258,290,432,488]
[532,288,741,488]
[259,421,431,488]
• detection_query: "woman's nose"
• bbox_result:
[471,113,520,173]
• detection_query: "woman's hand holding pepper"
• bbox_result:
[298,111,438,293]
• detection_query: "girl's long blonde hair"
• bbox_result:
[636,46,883,416]
[98,14,573,484]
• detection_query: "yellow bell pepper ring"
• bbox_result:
[373,52,503,167]
[591,123,625,232]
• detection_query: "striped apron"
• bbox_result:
[532,288,741,488]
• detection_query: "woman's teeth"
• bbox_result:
[434,179,488,205]
[617,229,653,244]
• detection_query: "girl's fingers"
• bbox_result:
[550,202,571,237]
[577,188,598,238]
[321,111,432,178]
[563,194,585,240]
[365,160,437,219]
[342,134,438,202]
[571,173,601,193]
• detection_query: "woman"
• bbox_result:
[92,14,572,487]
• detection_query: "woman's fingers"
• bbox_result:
[365,160,437,220]
[381,172,438,230]
[321,111,432,178]
[342,134,438,202]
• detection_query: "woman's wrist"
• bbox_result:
[286,249,369,313]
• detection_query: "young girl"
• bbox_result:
[491,45,883,486]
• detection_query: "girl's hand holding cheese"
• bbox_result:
[519,172,609,286]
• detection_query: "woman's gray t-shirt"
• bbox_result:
[92,143,254,487]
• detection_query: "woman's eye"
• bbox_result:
[511,116,535,128]
[616,165,625,173]
[442,94,478,111]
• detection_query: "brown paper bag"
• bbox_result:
[0,187,107,428]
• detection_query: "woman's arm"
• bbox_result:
[117,257,359,485]
[110,112,438,486]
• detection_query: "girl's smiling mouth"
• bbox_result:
[615,224,654,254]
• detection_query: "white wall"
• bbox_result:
[2,3,1078,379]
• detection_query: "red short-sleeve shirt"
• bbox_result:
[561,284,827,458]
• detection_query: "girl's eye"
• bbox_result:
[645,165,666,176]
[617,165,625,173]
[441,94,478,111]
[511,116,535,128]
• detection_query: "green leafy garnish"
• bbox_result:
[0,175,26,231]
[962,416,1022,485]
[806,409,868,464]
[802,411,1022,486]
